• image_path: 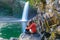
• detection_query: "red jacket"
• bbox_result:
[27,23,37,33]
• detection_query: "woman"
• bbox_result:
[25,20,37,34]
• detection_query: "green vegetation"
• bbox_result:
[26,0,46,8]
[26,0,40,6]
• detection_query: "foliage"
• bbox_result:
[26,0,40,7]
[26,0,46,8]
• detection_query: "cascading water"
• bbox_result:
[21,1,29,32]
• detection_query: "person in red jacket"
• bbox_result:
[25,20,37,34]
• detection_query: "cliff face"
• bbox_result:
[0,0,23,18]
[0,0,14,5]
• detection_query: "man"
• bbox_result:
[25,20,37,34]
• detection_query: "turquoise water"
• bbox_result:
[0,0,23,39]
[0,22,22,39]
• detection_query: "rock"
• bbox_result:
[19,33,41,40]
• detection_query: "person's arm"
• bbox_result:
[27,23,34,29]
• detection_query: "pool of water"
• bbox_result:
[0,22,22,40]
[0,0,23,40]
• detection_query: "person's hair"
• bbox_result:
[27,25,28,27]
[29,20,34,24]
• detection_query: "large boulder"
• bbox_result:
[19,33,41,40]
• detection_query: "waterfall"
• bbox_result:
[21,1,29,21]
[21,1,29,32]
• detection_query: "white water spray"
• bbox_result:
[21,1,29,32]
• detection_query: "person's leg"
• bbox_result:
[25,29,31,34]
[33,32,40,37]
